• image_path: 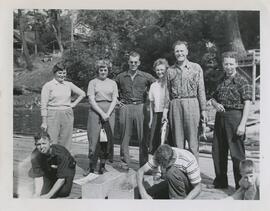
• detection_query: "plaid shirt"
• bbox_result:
[166,60,207,111]
[213,72,252,110]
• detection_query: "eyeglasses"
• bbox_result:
[129,61,139,64]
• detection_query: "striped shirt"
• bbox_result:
[147,147,201,185]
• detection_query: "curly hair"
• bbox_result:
[95,59,112,73]
[154,144,174,168]
[153,58,169,71]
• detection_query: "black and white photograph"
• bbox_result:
[1,0,270,210]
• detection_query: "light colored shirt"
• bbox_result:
[166,60,206,111]
[149,81,168,112]
[41,78,85,116]
[87,78,118,102]
[147,147,201,185]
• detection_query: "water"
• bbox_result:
[13,104,89,135]
[13,104,139,146]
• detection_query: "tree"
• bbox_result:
[49,9,64,55]
[18,9,33,70]
[224,11,246,54]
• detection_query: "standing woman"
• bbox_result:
[148,58,170,154]
[84,59,118,175]
[40,62,86,151]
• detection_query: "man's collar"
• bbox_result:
[124,70,143,77]
[175,59,191,70]
[224,71,240,83]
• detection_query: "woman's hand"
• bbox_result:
[41,122,47,131]
[148,119,152,129]
[101,113,110,122]
[161,114,168,123]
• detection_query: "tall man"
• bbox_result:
[211,53,251,189]
[163,41,207,160]
[115,51,156,169]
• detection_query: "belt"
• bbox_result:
[173,96,197,99]
[123,101,143,105]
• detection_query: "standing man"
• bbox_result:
[164,41,207,160]
[115,51,156,169]
[210,53,251,189]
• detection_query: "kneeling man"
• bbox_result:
[28,131,76,198]
[136,144,202,199]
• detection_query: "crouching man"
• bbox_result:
[136,144,202,199]
[28,131,76,198]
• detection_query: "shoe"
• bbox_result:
[83,164,95,176]
[98,163,106,175]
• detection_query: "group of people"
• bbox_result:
[28,40,259,200]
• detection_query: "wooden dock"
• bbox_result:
[13,129,260,199]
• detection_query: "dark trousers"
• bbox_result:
[145,166,192,199]
[119,104,149,167]
[149,112,171,154]
[87,101,115,167]
[212,110,246,189]
[41,174,75,198]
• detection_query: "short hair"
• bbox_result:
[129,51,140,59]
[240,159,255,174]
[222,52,238,63]
[154,144,174,168]
[95,59,112,72]
[34,130,50,145]
[52,61,66,74]
[153,58,169,71]
[172,40,189,50]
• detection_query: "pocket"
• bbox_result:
[47,110,57,120]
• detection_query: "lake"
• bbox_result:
[13,104,141,146]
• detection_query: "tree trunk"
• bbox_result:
[18,9,33,70]
[51,10,63,56]
[70,10,78,48]
[225,11,246,55]
[34,9,38,55]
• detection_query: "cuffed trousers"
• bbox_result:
[119,104,149,167]
[47,108,74,151]
[169,98,200,160]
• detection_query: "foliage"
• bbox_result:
[14,9,260,92]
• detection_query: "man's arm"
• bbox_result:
[185,182,202,200]
[236,100,250,136]
[40,178,65,198]
[136,163,153,199]
[33,177,43,197]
